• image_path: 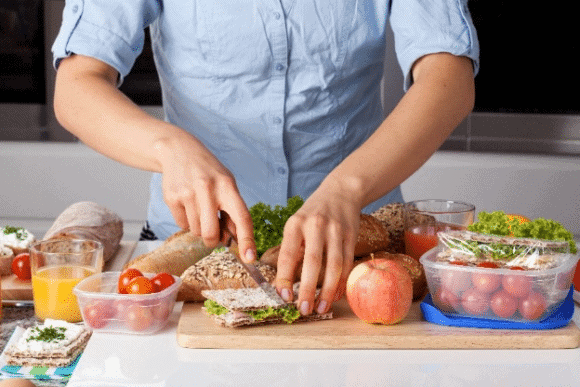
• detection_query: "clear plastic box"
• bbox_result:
[420,246,579,322]
[74,271,182,334]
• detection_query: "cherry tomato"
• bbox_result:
[489,289,518,319]
[125,303,154,332]
[449,261,469,266]
[152,300,172,322]
[126,276,155,295]
[472,271,501,294]
[476,262,500,269]
[519,291,547,320]
[439,267,472,295]
[83,300,114,329]
[118,268,144,294]
[432,287,460,313]
[509,266,526,271]
[11,253,31,280]
[112,298,134,320]
[151,272,176,292]
[502,273,532,298]
[461,287,490,316]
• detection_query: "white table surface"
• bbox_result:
[68,241,580,387]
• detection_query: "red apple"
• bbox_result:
[346,258,413,325]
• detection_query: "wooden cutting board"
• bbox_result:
[1,240,137,301]
[176,298,580,350]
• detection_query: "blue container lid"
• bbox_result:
[420,286,575,329]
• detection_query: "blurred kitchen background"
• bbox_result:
[1,0,578,241]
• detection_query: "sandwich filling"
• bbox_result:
[204,299,301,324]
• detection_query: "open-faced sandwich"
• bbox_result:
[4,319,91,368]
[202,283,333,328]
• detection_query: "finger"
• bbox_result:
[335,223,357,301]
[315,224,343,313]
[297,220,325,316]
[166,202,189,231]
[275,218,304,302]
[196,189,221,248]
[222,194,256,263]
[181,193,201,236]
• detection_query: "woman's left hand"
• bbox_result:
[274,184,362,316]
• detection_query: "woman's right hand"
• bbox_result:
[155,134,256,260]
[54,54,256,261]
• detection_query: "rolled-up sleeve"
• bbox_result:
[390,0,480,90]
[51,0,161,85]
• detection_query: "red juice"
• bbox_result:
[404,222,465,261]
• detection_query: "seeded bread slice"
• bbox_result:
[178,250,277,302]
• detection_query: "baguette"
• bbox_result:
[124,230,215,277]
[43,201,123,263]
[178,250,277,302]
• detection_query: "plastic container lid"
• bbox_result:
[420,285,575,329]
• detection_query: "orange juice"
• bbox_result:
[31,265,96,322]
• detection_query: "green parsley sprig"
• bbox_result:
[249,196,304,257]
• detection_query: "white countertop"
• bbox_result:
[68,242,580,387]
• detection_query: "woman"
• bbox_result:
[52,0,479,316]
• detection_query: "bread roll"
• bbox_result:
[356,251,427,301]
[0,245,14,276]
[43,201,123,263]
[354,214,392,256]
[124,230,214,277]
[178,250,277,302]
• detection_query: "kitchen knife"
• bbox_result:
[227,242,286,306]
[219,212,286,306]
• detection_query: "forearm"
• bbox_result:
[54,54,195,173]
[319,53,475,208]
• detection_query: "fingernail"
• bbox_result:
[281,288,292,302]
[245,249,256,262]
[300,301,310,315]
[316,300,327,314]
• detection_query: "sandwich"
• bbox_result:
[4,319,92,368]
[436,229,572,270]
[201,284,333,328]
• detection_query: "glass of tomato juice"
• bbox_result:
[30,239,103,322]
[404,200,475,261]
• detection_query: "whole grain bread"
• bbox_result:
[178,250,277,302]
[201,283,332,328]
[43,201,123,263]
[124,230,215,277]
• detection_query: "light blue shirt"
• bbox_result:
[53,0,479,240]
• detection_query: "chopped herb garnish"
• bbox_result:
[26,325,67,343]
[2,226,28,241]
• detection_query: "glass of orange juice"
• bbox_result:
[404,200,475,261]
[29,239,103,322]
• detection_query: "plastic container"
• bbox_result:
[74,271,181,334]
[420,246,579,323]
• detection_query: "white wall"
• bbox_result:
[1,142,578,240]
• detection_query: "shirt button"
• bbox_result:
[273,117,282,124]
[274,12,281,20]
[275,63,285,72]
[72,4,79,13]
[277,167,287,175]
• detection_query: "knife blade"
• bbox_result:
[227,242,286,306]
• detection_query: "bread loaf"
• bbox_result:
[178,250,277,302]
[43,201,123,263]
[354,214,392,256]
[124,230,215,277]
[356,251,428,301]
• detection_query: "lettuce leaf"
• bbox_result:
[203,300,301,324]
